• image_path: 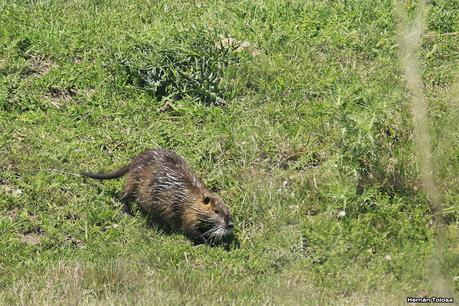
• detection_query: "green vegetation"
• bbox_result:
[0,0,457,304]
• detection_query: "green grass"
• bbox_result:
[0,0,458,304]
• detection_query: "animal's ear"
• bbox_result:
[203,196,211,205]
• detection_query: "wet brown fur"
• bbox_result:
[81,149,233,243]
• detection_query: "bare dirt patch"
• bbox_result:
[63,235,84,248]
[21,232,43,246]
[217,37,261,56]
[42,87,78,108]
[4,208,19,221]
[1,183,23,197]
[26,55,55,77]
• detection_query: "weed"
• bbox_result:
[106,27,241,106]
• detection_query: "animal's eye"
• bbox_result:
[203,197,211,205]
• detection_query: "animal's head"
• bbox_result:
[194,191,234,241]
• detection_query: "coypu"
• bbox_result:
[81,149,234,243]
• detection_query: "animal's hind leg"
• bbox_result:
[121,183,135,216]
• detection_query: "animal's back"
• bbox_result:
[125,149,204,228]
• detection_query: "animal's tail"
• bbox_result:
[80,164,131,180]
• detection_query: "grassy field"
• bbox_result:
[0,0,458,304]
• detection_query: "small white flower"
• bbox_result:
[385,254,392,261]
